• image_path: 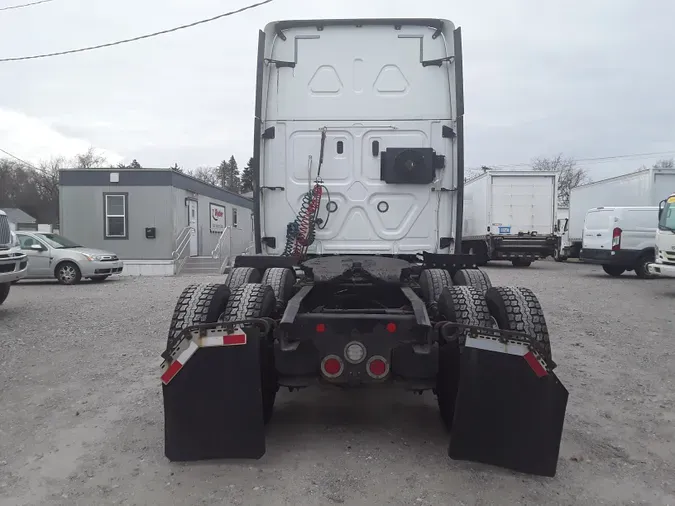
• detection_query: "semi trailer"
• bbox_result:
[558,167,675,260]
[462,170,558,267]
[160,18,569,477]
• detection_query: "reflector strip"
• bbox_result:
[465,335,548,378]
[465,336,527,356]
[161,341,198,385]
[523,351,548,378]
[201,332,247,347]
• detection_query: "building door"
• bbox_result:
[187,199,198,256]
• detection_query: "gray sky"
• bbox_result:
[0,0,673,181]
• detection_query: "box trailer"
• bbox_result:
[462,170,558,266]
[559,167,675,260]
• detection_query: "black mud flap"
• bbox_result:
[448,340,569,477]
[162,326,266,461]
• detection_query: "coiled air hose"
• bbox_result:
[282,127,332,257]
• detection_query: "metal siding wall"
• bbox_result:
[169,187,255,257]
[60,185,174,260]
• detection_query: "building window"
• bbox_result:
[104,193,128,238]
[232,208,238,228]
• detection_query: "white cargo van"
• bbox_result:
[579,206,658,277]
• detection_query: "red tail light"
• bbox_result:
[316,323,326,333]
[321,355,343,378]
[366,356,389,379]
[386,322,397,333]
[612,227,622,251]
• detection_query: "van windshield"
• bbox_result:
[659,199,675,232]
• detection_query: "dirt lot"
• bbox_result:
[0,261,674,506]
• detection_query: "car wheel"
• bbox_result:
[56,262,82,285]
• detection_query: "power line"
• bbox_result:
[484,149,675,170]
[0,146,45,172]
[0,0,54,12]
[0,0,275,62]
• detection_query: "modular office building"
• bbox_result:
[59,168,254,275]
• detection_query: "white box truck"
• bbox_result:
[462,170,558,266]
[558,167,675,260]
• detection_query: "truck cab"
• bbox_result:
[647,194,675,278]
[255,18,462,257]
[0,210,28,305]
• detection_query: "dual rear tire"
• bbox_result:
[166,266,296,427]
[423,267,551,430]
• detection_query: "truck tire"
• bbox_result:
[485,286,552,361]
[225,267,261,290]
[436,286,493,430]
[0,283,10,306]
[222,283,278,424]
[419,268,453,315]
[553,248,563,262]
[260,267,296,311]
[452,268,492,295]
[511,259,532,268]
[602,265,625,277]
[634,254,656,279]
[167,283,231,352]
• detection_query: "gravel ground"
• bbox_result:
[1,261,674,506]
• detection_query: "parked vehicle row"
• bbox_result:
[555,167,675,261]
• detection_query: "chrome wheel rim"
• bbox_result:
[59,265,76,283]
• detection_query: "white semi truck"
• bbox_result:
[462,170,558,267]
[557,167,675,260]
[647,193,675,278]
[160,18,568,478]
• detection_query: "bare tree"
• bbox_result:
[74,146,108,169]
[189,166,220,186]
[652,158,674,169]
[532,154,589,206]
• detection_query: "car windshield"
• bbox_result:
[36,233,82,249]
[659,199,675,232]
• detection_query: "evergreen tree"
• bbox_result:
[222,155,240,192]
[218,159,229,189]
[240,157,254,194]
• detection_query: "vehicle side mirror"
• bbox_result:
[659,200,665,219]
[30,244,44,251]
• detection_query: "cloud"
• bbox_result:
[0,108,124,165]
[0,0,673,180]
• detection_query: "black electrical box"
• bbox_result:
[380,147,441,184]
[145,227,156,239]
